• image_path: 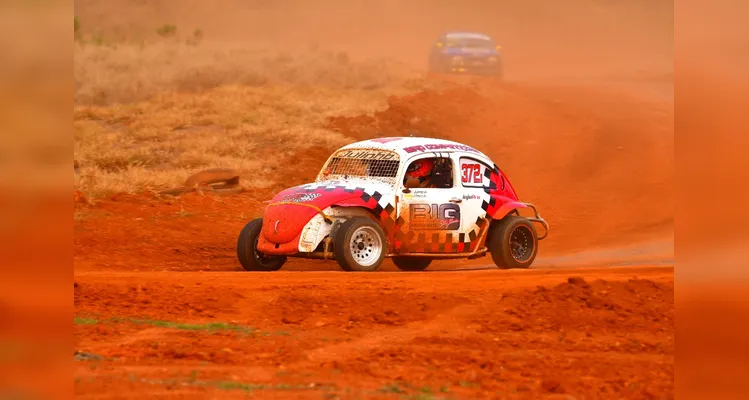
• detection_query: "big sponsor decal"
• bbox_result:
[409,203,461,230]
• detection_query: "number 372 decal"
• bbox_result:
[461,163,482,184]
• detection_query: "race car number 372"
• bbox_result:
[461,163,482,184]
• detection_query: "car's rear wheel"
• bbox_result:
[488,215,538,269]
[236,218,286,271]
[333,217,386,272]
[392,257,432,271]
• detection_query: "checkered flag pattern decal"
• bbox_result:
[295,170,507,254]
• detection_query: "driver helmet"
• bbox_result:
[406,159,434,179]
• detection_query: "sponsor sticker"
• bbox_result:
[335,149,398,161]
[403,143,481,154]
[281,192,321,203]
[409,203,461,230]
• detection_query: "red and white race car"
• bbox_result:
[237,136,549,272]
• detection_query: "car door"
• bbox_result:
[395,154,471,254]
[455,154,496,250]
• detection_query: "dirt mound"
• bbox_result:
[476,277,674,335]
[327,83,673,254]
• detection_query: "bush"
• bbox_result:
[156,24,177,38]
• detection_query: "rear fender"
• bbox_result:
[489,201,549,240]
[490,201,528,220]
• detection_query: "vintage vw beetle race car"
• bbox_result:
[236,137,549,272]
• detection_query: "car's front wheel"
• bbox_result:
[236,218,286,271]
[333,217,387,272]
[488,215,538,269]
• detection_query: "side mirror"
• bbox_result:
[402,178,421,193]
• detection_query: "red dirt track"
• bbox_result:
[75,78,674,398]
[75,267,673,399]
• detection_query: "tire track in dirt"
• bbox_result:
[301,303,479,364]
[298,302,672,367]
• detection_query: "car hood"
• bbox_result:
[261,179,393,245]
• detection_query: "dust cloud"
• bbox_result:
[75,0,673,84]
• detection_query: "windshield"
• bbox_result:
[318,148,400,184]
[445,37,495,49]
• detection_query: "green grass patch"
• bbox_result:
[206,380,321,393]
[135,375,328,394]
[116,317,257,335]
[74,315,267,336]
[378,383,451,400]
[74,16,81,39]
[404,394,442,400]
[74,317,98,325]
[379,383,406,394]
[212,381,268,391]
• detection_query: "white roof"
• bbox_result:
[336,136,491,161]
[445,32,492,41]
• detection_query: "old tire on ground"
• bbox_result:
[236,218,286,271]
[488,215,538,269]
[392,257,432,271]
[333,217,386,272]
[185,168,239,188]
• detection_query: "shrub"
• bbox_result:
[156,24,177,38]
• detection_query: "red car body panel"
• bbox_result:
[258,182,392,254]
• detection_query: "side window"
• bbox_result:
[403,157,454,189]
[459,157,491,188]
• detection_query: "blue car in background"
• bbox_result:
[428,31,504,78]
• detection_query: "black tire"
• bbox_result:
[333,217,387,272]
[236,218,286,271]
[488,215,538,269]
[392,257,432,271]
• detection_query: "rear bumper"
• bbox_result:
[520,202,549,240]
[431,55,502,76]
[445,66,502,76]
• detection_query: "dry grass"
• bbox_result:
[72,24,438,198]
[74,40,424,105]
[73,82,425,197]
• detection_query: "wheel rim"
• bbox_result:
[509,225,534,263]
[349,226,382,267]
